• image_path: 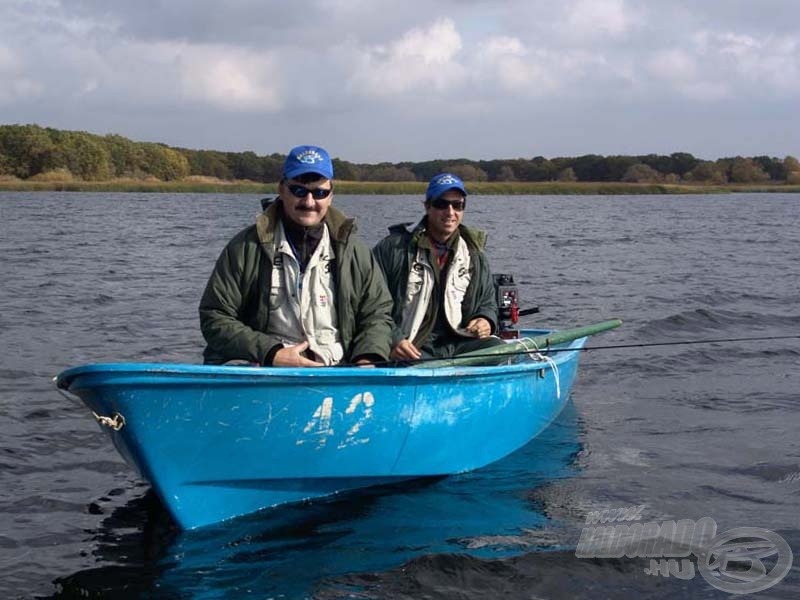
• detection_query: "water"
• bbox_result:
[1,192,799,598]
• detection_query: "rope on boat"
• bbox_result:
[53,376,126,431]
[91,411,126,431]
[518,337,561,399]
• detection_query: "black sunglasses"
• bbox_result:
[429,197,466,211]
[287,183,333,200]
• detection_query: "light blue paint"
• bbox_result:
[55,330,585,529]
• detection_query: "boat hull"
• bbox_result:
[56,331,584,529]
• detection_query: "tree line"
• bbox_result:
[2,124,799,184]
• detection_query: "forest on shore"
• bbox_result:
[1,124,799,191]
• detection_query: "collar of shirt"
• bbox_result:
[280,212,325,271]
[421,227,460,268]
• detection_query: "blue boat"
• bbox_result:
[55,329,593,529]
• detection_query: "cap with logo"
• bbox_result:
[426,173,467,201]
[283,145,334,180]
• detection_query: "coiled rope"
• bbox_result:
[517,337,561,399]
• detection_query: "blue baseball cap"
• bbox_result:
[426,172,467,201]
[283,145,334,180]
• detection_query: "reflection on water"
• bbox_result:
[50,402,581,598]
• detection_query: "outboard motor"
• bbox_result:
[493,274,539,339]
[494,274,520,339]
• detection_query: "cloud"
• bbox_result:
[474,37,560,95]
[348,18,467,97]
[564,0,637,38]
[711,32,800,94]
[0,45,19,73]
[66,0,298,44]
[0,5,284,113]
[0,0,798,160]
[173,45,283,111]
[645,48,729,101]
[473,35,626,100]
[92,41,285,112]
[0,45,44,105]
[0,78,44,106]
[647,49,696,81]
[646,30,800,101]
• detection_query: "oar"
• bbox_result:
[523,318,622,348]
[418,319,623,368]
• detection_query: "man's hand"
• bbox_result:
[272,341,324,367]
[465,317,492,338]
[391,339,422,361]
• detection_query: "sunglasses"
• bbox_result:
[429,197,466,211]
[287,183,333,200]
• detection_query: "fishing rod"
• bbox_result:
[363,334,800,368]
[573,335,800,352]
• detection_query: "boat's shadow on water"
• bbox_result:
[49,401,584,599]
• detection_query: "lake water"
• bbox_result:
[1,192,798,598]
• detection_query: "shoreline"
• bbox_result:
[1,180,798,195]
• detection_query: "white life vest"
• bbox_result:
[266,221,344,365]
[400,236,472,343]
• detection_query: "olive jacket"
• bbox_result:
[199,203,394,364]
[372,219,498,347]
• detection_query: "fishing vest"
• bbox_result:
[266,221,344,365]
[400,236,472,343]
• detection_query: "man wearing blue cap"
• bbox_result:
[373,173,501,361]
[199,145,393,367]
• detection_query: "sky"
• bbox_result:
[1,0,798,163]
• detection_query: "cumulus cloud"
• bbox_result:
[564,0,638,38]
[473,34,626,100]
[645,48,729,101]
[172,44,283,111]
[711,32,800,93]
[83,41,285,111]
[0,2,285,113]
[474,37,560,95]
[348,18,467,97]
[648,49,697,81]
[0,0,798,159]
[646,30,800,102]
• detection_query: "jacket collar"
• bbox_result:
[256,200,356,246]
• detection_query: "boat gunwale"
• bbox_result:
[55,333,585,389]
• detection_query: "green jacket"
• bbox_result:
[199,203,394,365]
[372,219,499,347]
